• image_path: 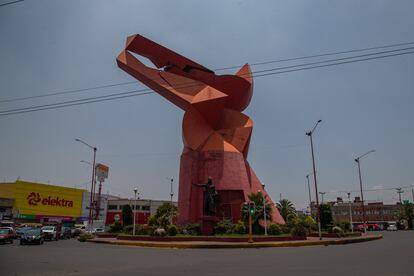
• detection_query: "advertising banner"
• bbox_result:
[14,181,84,218]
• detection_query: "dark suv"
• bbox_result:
[20,228,44,245]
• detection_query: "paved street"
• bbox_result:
[0,232,412,276]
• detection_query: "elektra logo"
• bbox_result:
[26,192,74,207]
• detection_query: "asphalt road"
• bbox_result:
[0,231,412,276]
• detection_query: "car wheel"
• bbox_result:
[20,240,24,245]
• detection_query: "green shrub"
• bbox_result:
[185,224,201,236]
[331,226,344,237]
[147,215,157,226]
[154,228,167,237]
[267,224,282,235]
[232,220,246,235]
[214,219,234,235]
[166,224,178,236]
[78,233,94,242]
[108,221,123,233]
[335,221,351,232]
[281,225,291,234]
[122,225,133,234]
[291,225,307,237]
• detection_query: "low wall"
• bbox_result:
[308,232,362,238]
[116,235,306,242]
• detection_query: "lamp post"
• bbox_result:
[347,192,353,232]
[354,149,375,233]
[133,188,138,236]
[306,173,313,216]
[306,119,322,240]
[76,138,97,230]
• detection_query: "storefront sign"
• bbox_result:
[14,181,83,218]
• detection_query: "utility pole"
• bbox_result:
[133,188,138,236]
[396,188,404,204]
[306,119,322,240]
[354,149,375,233]
[306,173,313,215]
[347,192,353,232]
[76,138,97,231]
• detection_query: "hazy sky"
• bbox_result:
[1,0,413,209]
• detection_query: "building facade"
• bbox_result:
[106,198,176,225]
[0,181,107,226]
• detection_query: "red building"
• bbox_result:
[106,198,176,225]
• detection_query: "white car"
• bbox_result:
[41,226,58,240]
[387,224,398,231]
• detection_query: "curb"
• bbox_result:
[86,234,382,249]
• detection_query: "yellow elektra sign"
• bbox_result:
[14,181,84,217]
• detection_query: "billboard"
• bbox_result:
[95,163,109,182]
[14,181,84,218]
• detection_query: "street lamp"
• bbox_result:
[80,160,92,166]
[306,119,322,240]
[354,149,375,233]
[169,178,174,224]
[133,188,138,236]
[347,192,353,232]
[259,183,267,236]
[76,138,97,230]
[306,173,313,216]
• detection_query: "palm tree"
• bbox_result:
[243,191,273,233]
[276,199,296,222]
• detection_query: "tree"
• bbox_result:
[153,202,178,228]
[395,202,414,229]
[403,202,414,229]
[319,203,333,230]
[243,191,273,233]
[276,199,296,222]
[121,204,133,226]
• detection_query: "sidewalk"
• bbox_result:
[87,234,382,249]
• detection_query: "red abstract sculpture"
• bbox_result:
[117,35,285,233]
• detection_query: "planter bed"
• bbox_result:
[116,235,306,242]
[308,232,361,238]
[96,233,118,238]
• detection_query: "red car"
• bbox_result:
[0,227,14,244]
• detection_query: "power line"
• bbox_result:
[0,0,23,7]
[217,41,414,71]
[1,48,414,116]
[1,41,414,104]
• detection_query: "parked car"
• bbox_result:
[387,224,398,231]
[71,227,84,238]
[15,227,31,239]
[0,227,15,239]
[41,226,59,241]
[0,228,14,244]
[60,227,72,239]
[20,228,44,245]
[93,228,104,234]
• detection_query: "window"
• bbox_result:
[108,205,118,210]
[141,205,150,211]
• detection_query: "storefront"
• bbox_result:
[2,181,84,223]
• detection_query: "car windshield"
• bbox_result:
[26,229,41,235]
[42,226,55,230]
[0,229,9,234]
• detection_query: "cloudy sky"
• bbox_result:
[1,0,413,209]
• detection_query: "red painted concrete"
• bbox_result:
[117,34,285,233]
[116,235,306,242]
